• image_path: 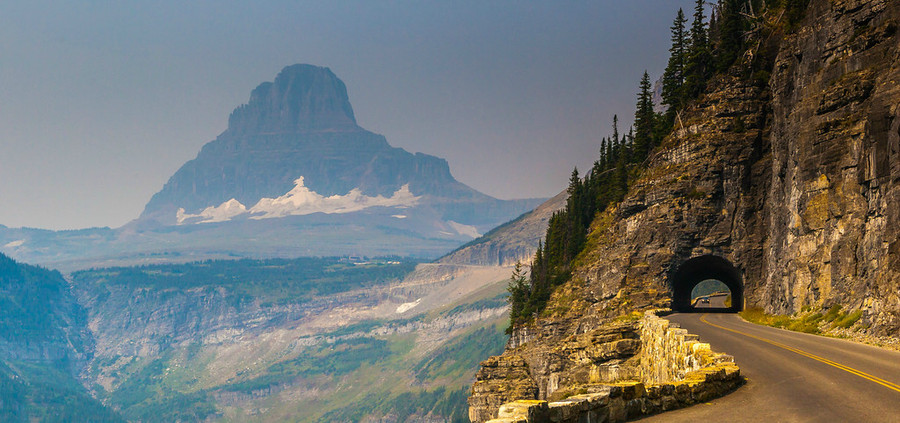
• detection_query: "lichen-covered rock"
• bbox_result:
[468,355,540,422]
[765,0,900,335]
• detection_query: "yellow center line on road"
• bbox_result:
[700,314,900,394]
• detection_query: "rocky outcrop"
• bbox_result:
[468,320,644,421]
[471,312,741,422]
[227,64,359,135]
[470,0,900,417]
[764,0,900,334]
[468,355,539,423]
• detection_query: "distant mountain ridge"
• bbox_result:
[1,64,543,270]
[439,189,567,267]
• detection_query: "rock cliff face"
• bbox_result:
[227,64,358,135]
[764,0,900,332]
[470,0,900,418]
[0,253,120,421]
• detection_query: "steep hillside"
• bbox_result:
[763,0,900,331]
[469,0,900,418]
[68,257,513,422]
[0,253,121,422]
[438,190,568,267]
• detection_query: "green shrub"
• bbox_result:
[834,310,863,329]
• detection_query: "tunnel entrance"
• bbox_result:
[671,255,742,313]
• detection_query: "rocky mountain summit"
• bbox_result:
[228,64,359,135]
[140,64,511,227]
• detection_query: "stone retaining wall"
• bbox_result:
[639,311,734,384]
[479,311,742,422]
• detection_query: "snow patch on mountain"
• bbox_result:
[447,221,481,239]
[395,298,421,314]
[249,177,419,219]
[3,239,25,248]
[177,199,247,224]
[176,177,420,225]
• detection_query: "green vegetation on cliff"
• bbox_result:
[316,322,507,423]
[508,0,809,330]
[73,255,509,422]
[415,322,509,384]
[0,254,86,354]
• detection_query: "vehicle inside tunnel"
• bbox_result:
[670,255,743,312]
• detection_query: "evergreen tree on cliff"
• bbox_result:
[633,71,656,161]
[715,0,747,71]
[684,0,712,99]
[785,0,811,28]
[565,168,586,263]
[662,8,689,123]
[506,261,530,332]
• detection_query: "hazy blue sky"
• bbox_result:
[0,0,697,230]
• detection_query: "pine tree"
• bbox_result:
[565,168,585,263]
[605,135,614,170]
[533,241,546,291]
[684,0,712,100]
[633,71,655,162]
[662,8,689,122]
[612,115,620,155]
[567,167,581,197]
[600,137,609,170]
[616,132,629,195]
[507,261,530,331]
[716,0,746,71]
[785,0,810,28]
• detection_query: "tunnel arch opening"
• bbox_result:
[671,255,743,313]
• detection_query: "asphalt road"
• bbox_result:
[637,313,900,422]
[693,293,729,309]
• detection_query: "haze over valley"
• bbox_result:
[2,1,899,422]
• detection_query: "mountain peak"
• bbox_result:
[227,64,358,135]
